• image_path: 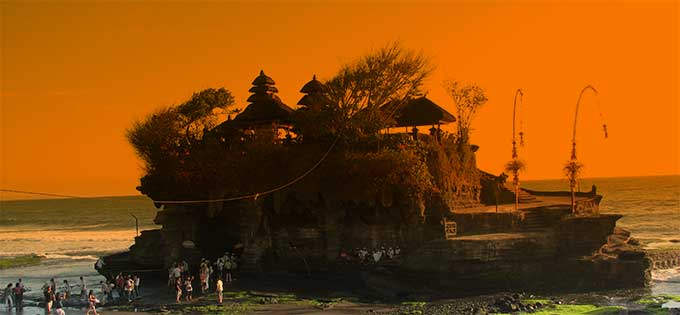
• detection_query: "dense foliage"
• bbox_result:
[294,43,433,143]
[127,88,235,173]
[128,45,483,221]
[135,131,478,221]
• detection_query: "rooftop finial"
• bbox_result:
[259,70,264,76]
[313,74,317,80]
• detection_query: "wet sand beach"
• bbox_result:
[5,268,678,315]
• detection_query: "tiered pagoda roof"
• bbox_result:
[233,70,294,125]
[297,75,328,110]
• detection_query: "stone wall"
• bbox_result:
[448,212,522,235]
[392,213,650,292]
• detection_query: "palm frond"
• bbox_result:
[504,159,526,173]
[563,159,584,182]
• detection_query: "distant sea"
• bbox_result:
[0,196,159,303]
[0,175,678,302]
[0,196,160,259]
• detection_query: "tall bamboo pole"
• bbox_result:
[512,89,524,211]
[569,85,604,213]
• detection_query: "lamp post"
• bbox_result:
[129,213,139,237]
[567,85,607,213]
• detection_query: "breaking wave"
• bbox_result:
[0,228,137,259]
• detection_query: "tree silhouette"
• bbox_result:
[325,42,433,137]
[127,88,235,171]
[177,88,235,145]
[444,81,488,144]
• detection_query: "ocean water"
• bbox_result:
[0,196,160,259]
[0,176,678,304]
[0,196,160,304]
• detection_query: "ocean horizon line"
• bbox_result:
[525,173,680,182]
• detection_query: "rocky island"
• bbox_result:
[101,45,659,299]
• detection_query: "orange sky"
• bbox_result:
[1,1,678,199]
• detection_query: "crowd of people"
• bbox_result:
[339,246,402,264]
[2,253,240,313]
[104,273,141,303]
[1,272,144,314]
[168,252,238,304]
[1,276,99,315]
[41,276,102,315]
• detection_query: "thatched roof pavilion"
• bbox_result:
[383,96,456,127]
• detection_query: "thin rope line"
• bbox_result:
[1,136,340,204]
[0,189,150,202]
[0,189,83,199]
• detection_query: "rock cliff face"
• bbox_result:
[101,187,653,295]
[146,189,440,271]
[398,214,650,292]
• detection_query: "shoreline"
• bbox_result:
[9,285,679,315]
[4,259,679,314]
[0,224,158,233]
[0,227,145,260]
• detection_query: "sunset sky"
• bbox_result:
[1,1,678,199]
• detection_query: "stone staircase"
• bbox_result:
[505,184,538,204]
[521,209,550,231]
[518,190,537,203]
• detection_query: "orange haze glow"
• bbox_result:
[1,1,678,199]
